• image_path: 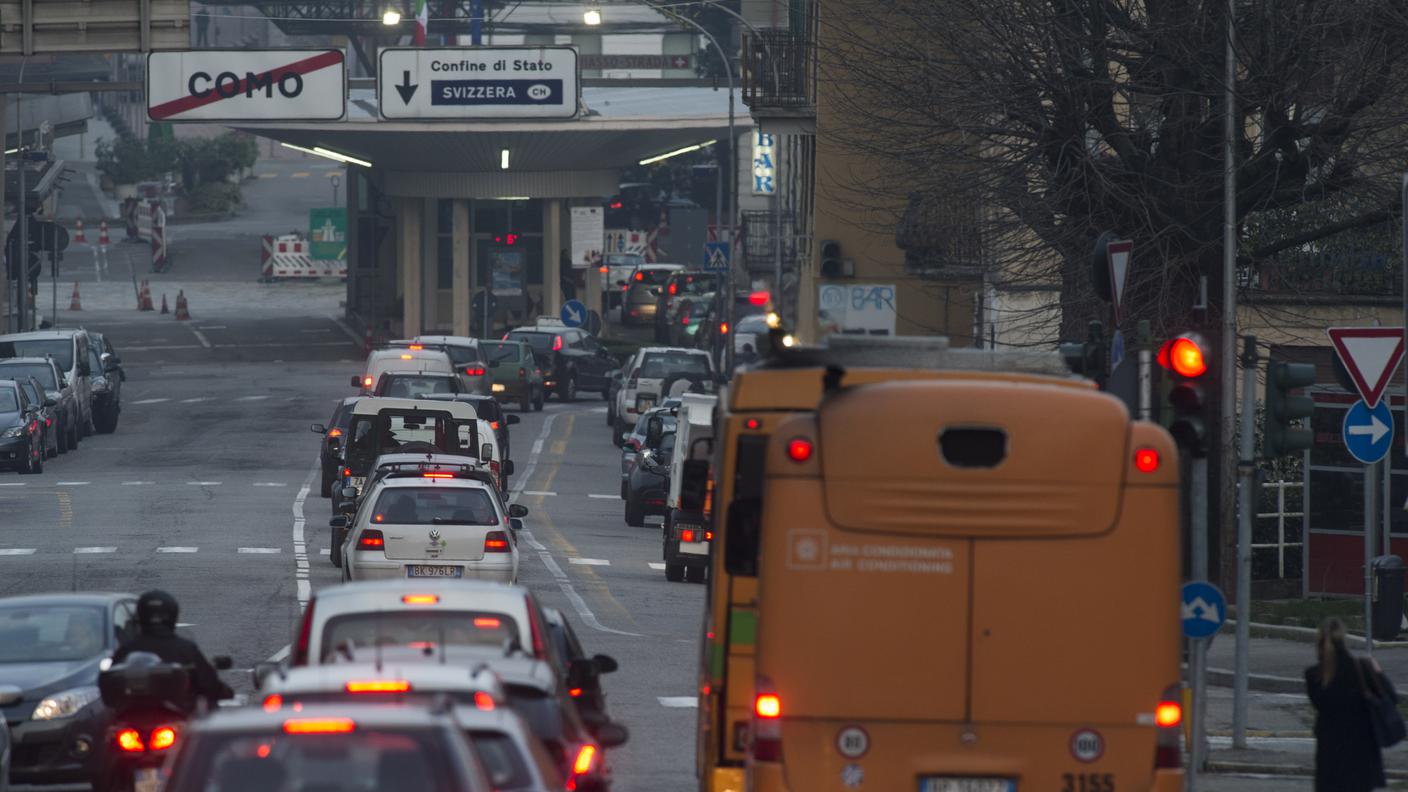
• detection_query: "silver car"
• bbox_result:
[0,330,95,437]
[0,358,77,452]
[413,336,492,395]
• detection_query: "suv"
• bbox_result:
[612,347,715,445]
[505,320,617,402]
[0,329,95,437]
[0,357,78,453]
[481,340,546,412]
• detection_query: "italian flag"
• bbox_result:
[414,0,428,45]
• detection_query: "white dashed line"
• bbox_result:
[648,562,666,570]
[180,397,213,404]
[657,697,698,708]
[55,481,89,486]
[74,547,117,554]
[156,547,199,554]
[319,548,331,556]
[190,327,213,349]
[122,481,155,486]
[197,325,227,330]
[521,490,557,497]
[0,482,25,487]
[586,494,617,499]
[0,549,36,555]
[237,395,271,402]
[187,481,222,486]
[254,482,288,487]
[130,398,169,405]
[292,460,317,606]
[569,558,611,566]
[238,547,282,554]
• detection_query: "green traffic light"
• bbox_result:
[1263,361,1316,459]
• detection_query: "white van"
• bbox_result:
[663,393,717,582]
[352,348,455,394]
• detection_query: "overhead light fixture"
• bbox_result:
[3,148,16,155]
[280,142,373,169]
[494,196,531,201]
[382,7,401,25]
[500,148,510,170]
[583,6,602,25]
[638,140,715,166]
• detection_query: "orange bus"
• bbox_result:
[732,365,1183,791]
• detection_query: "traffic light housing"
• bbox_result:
[1158,332,1210,457]
[820,240,851,278]
[1263,360,1316,459]
[1060,321,1106,381]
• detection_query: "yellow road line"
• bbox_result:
[290,172,311,179]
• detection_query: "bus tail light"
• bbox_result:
[681,529,695,543]
[752,677,783,762]
[1155,684,1182,769]
[357,530,385,549]
[1134,448,1160,473]
[484,531,511,552]
[786,438,813,462]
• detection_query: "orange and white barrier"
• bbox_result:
[260,233,346,281]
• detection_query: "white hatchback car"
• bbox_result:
[340,472,522,584]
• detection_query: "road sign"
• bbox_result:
[704,242,730,272]
[378,47,579,120]
[1344,399,1394,465]
[1181,581,1225,639]
[146,50,347,122]
[1109,329,1125,374]
[560,299,587,328]
[1327,327,1406,408]
[1106,239,1132,323]
[308,208,346,261]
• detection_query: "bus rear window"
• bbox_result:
[724,434,769,576]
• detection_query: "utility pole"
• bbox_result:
[1232,335,1257,746]
[1219,0,1240,595]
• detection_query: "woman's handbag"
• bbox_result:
[1358,658,1406,748]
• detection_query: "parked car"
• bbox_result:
[481,340,546,412]
[0,357,77,453]
[0,329,95,437]
[12,376,58,459]
[620,264,683,326]
[0,378,45,474]
[504,320,617,402]
[86,331,124,434]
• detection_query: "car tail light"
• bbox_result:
[150,726,178,751]
[634,271,644,281]
[489,460,501,478]
[681,529,696,543]
[553,335,563,352]
[681,314,691,326]
[358,530,385,549]
[45,417,51,427]
[116,728,145,753]
[569,687,583,697]
[705,531,713,540]
[719,322,729,335]
[752,677,782,762]
[422,472,454,479]
[346,680,411,693]
[283,718,356,735]
[327,428,342,438]
[484,531,511,552]
[465,367,485,376]
[474,617,501,628]
[668,282,678,296]
[474,690,495,711]
[342,467,351,477]
[401,594,439,605]
[1155,684,1182,769]
[526,594,548,658]
[625,439,641,452]
[262,694,283,712]
[293,598,315,666]
[572,744,598,776]
[490,421,500,430]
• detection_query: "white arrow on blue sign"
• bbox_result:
[560,299,587,328]
[1181,581,1226,639]
[1343,398,1393,465]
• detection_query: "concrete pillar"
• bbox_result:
[422,199,439,331]
[452,199,471,337]
[571,32,601,78]
[543,198,562,317]
[399,197,423,337]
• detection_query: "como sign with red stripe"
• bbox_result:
[146,50,346,122]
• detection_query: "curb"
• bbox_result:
[1205,760,1311,777]
[1223,618,1408,649]
[1207,729,1313,738]
[1206,664,1304,694]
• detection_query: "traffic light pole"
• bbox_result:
[1364,461,1376,658]
[1232,335,1257,747]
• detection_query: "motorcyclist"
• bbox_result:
[111,589,233,709]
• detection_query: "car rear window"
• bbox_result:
[321,610,520,661]
[506,333,553,354]
[634,268,675,286]
[370,486,499,525]
[671,273,719,296]
[442,345,483,367]
[638,353,711,379]
[0,362,56,390]
[468,730,533,791]
[504,686,566,744]
[381,376,459,399]
[484,343,522,363]
[169,727,463,792]
[0,339,72,371]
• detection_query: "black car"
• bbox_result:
[624,425,674,527]
[0,592,139,785]
[13,376,58,460]
[310,397,361,498]
[417,393,520,460]
[505,323,617,402]
[0,357,78,453]
[542,607,618,739]
[86,331,124,434]
[0,379,45,474]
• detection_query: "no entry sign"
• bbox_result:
[146,49,347,122]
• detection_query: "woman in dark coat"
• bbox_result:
[1305,617,1391,792]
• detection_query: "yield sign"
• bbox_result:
[1106,239,1133,322]
[1327,326,1406,408]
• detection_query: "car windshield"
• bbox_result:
[170,727,462,792]
[672,274,718,296]
[736,315,770,334]
[0,339,72,371]
[506,332,553,354]
[321,611,520,661]
[370,486,500,525]
[0,604,105,662]
[505,686,566,744]
[638,353,711,379]
[0,388,18,412]
[383,376,458,399]
[483,343,522,364]
[0,362,57,390]
[467,730,533,791]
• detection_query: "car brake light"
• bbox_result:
[484,531,511,552]
[401,594,439,605]
[634,271,644,281]
[719,322,729,335]
[399,353,414,360]
[1155,684,1182,769]
[422,472,455,479]
[293,598,315,666]
[473,617,501,628]
[283,718,356,734]
[116,728,144,753]
[150,726,178,751]
[474,690,495,711]
[748,291,770,306]
[465,367,485,376]
[1134,448,1160,473]
[569,687,583,697]
[573,744,598,776]
[262,694,283,712]
[490,421,500,430]
[786,438,813,462]
[358,530,385,548]
[681,315,690,325]
[668,282,678,295]
[342,467,351,477]
[681,529,695,543]
[553,335,563,352]
[346,680,411,693]
[327,428,343,438]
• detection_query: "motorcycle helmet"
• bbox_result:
[136,589,179,632]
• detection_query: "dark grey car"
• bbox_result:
[0,330,94,437]
[86,331,124,434]
[0,357,77,453]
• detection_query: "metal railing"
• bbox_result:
[741,29,816,110]
[1242,252,1401,298]
[741,210,798,267]
[1253,480,1304,580]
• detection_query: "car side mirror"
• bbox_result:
[329,516,348,528]
[310,423,327,434]
[593,653,619,674]
[44,397,56,407]
[212,655,233,671]
[510,518,524,533]
[508,503,528,519]
[501,459,515,477]
[506,414,520,426]
[339,486,358,500]
[597,721,629,749]
[350,375,362,387]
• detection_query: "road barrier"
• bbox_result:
[260,233,346,280]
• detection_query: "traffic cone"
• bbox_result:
[69,282,81,311]
[98,220,110,246]
[174,290,190,320]
[160,293,169,314]
[137,280,153,311]
[73,220,86,244]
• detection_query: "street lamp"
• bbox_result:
[381,7,401,25]
[583,6,602,26]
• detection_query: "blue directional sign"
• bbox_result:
[560,299,587,328]
[1181,581,1226,640]
[1109,329,1125,374]
[703,242,730,272]
[1343,398,1393,465]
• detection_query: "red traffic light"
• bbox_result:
[1158,335,1207,378]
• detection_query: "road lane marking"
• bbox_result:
[197,325,227,330]
[157,547,199,553]
[658,697,698,708]
[180,397,213,403]
[585,494,616,499]
[569,558,610,566]
[254,482,288,487]
[0,549,36,555]
[319,548,330,555]
[74,547,116,554]
[327,315,364,346]
[130,398,170,405]
[300,328,332,333]
[521,490,557,497]
[293,459,317,606]
[190,327,213,349]
[648,562,666,570]
[121,345,204,351]
[238,547,282,554]
[237,395,271,401]
[0,482,24,487]
[187,481,222,486]
[55,481,89,486]
[122,481,155,486]
[291,171,310,179]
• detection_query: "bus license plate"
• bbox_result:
[680,540,708,555]
[920,780,1015,792]
[407,565,463,578]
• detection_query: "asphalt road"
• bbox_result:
[1,303,703,792]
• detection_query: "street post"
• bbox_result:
[1232,335,1256,746]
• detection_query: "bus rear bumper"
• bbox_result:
[706,767,745,792]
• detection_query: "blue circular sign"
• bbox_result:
[1343,398,1393,465]
[560,299,587,328]
[1181,581,1226,640]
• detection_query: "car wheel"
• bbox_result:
[46,433,57,458]
[600,388,611,401]
[520,392,532,412]
[665,563,685,582]
[686,566,706,584]
[605,399,615,426]
[69,421,79,450]
[621,479,628,499]
[612,421,625,448]
[533,390,544,411]
[625,494,645,527]
[559,373,577,401]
